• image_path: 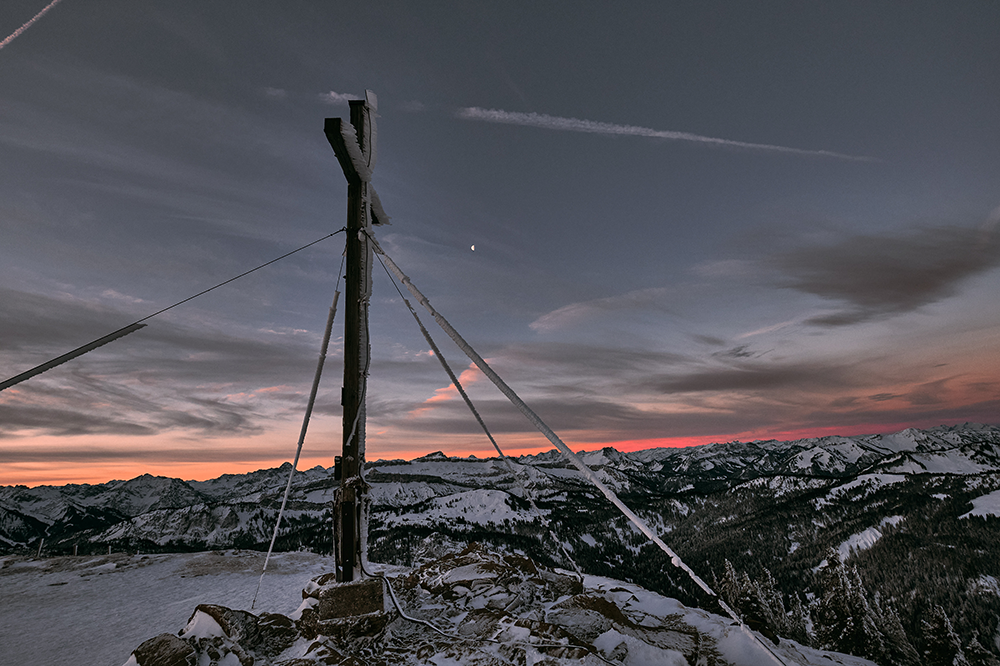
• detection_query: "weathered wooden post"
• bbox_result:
[325,90,383,583]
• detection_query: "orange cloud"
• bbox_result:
[407,365,482,418]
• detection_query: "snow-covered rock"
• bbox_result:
[121,544,877,666]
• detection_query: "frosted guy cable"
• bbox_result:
[1,231,341,393]
[372,247,582,576]
[371,238,789,666]
[252,290,339,609]
[251,245,344,608]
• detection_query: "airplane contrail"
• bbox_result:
[457,107,875,162]
[0,0,65,52]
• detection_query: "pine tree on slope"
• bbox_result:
[718,560,781,644]
[922,605,970,666]
[813,548,886,662]
[964,635,1000,666]
[785,592,811,646]
[871,591,920,666]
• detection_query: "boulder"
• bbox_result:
[132,633,196,666]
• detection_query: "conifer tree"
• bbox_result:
[847,566,887,661]
[965,635,1000,666]
[871,592,920,666]
[785,592,811,646]
[717,559,781,644]
[738,571,766,621]
[813,548,887,661]
[740,569,781,644]
[922,605,969,666]
[718,559,747,619]
[758,568,786,629]
[814,549,856,652]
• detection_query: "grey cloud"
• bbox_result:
[804,311,873,327]
[491,342,688,376]
[376,395,656,438]
[0,371,266,438]
[372,391,790,445]
[1,287,322,438]
[692,334,727,347]
[358,342,691,423]
[712,345,765,360]
[901,376,967,407]
[803,397,1000,435]
[0,403,156,437]
[0,65,335,239]
[0,287,128,353]
[0,445,290,465]
[775,224,1000,325]
[125,326,317,384]
[529,288,674,332]
[382,342,998,447]
[4,319,318,392]
[905,380,949,406]
[646,361,852,394]
[167,396,264,434]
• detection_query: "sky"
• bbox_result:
[1,1,999,487]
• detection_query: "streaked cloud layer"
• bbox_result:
[1,2,998,486]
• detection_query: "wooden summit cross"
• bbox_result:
[325,90,388,583]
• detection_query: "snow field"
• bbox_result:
[961,488,1000,519]
[383,488,542,528]
[0,550,331,666]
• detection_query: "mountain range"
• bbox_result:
[3,422,999,664]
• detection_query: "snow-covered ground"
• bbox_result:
[383,488,540,527]
[834,515,905,561]
[961,488,1000,519]
[0,550,331,666]
[813,473,906,508]
[0,548,881,666]
[577,573,876,666]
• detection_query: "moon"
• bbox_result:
[471,245,475,251]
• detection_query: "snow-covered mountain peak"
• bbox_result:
[99,475,204,516]
[412,450,449,461]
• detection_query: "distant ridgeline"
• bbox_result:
[3,423,999,665]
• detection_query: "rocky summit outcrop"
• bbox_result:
[123,543,871,666]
